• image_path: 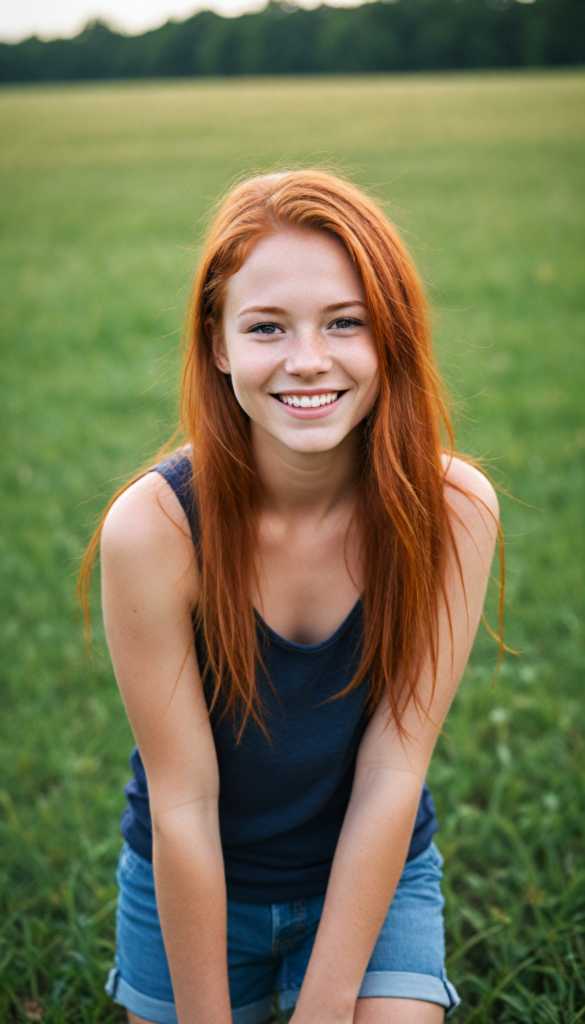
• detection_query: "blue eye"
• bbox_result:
[331,317,362,330]
[250,323,279,335]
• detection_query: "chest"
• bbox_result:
[252,510,362,646]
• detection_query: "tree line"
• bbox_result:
[0,0,582,83]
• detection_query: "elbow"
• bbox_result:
[352,761,426,805]
[151,793,220,842]
[151,797,225,883]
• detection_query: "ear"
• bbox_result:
[205,316,231,374]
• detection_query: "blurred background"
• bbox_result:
[0,2,583,1021]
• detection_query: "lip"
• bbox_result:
[270,390,346,420]
[274,388,347,396]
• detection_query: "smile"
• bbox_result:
[277,392,340,408]
[271,390,347,420]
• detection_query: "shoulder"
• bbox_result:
[101,471,197,597]
[102,470,191,550]
[441,453,499,548]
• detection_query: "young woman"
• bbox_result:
[82,170,500,1024]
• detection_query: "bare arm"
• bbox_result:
[101,471,232,1024]
[291,458,500,1023]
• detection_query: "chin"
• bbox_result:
[280,430,345,454]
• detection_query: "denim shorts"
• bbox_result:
[105,840,460,1023]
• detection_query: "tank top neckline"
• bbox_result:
[254,596,363,653]
[152,453,364,655]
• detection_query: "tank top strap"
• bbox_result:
[153,450,200,545]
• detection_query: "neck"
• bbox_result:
[250,423,361,519]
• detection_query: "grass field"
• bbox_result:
[0,71,584,1023]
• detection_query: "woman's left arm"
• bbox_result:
[291,459,500,1024]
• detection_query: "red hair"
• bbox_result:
[80,169,502,737]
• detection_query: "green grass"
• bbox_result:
[0,71,583,1023]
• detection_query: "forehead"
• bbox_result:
[224,228,365,312]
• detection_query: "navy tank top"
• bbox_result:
[121,452,439,902]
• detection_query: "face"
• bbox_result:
[211,228,380,456]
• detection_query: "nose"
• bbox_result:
[283,329,333,379]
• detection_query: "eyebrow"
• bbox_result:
[323,301,367,313]
[237,300,367,318]
[238,305,287,317]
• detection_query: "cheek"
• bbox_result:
[361,374,380,419]
[228,346,274,404]
[350,347,380,420]
[353,342,380,393]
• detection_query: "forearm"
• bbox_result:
[152,805,232,1024]
[293,768,423,1022]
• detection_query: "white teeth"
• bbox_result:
[279,392,340,406]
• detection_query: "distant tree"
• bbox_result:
[0,0,582,84]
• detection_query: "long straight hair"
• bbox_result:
[80,169,502,737]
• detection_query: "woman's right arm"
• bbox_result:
[101,471,232,1024]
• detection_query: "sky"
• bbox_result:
[0,0,360,43]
